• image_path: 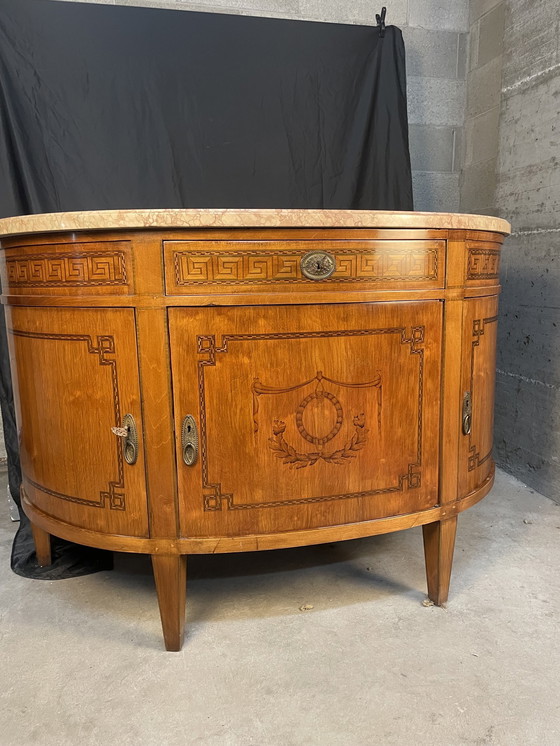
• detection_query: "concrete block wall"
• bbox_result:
[460,0,505,214]
[49,0,469,212]
[492,0,560,501]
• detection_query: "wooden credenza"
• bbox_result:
[0,209,510,651]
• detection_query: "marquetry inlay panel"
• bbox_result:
[2,242,131,295]
[165,240,444,293]
[196,325,426,512]
[466,245,501,281]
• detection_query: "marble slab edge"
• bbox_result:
[0,209,511,238]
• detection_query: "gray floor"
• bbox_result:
[1,469,559,746]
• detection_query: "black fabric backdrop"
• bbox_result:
[0,0,413,577]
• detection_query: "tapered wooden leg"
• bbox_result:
[422,516,457,606]
[152,554,187,652]
[31,522,52,567]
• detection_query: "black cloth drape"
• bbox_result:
[0,0,413,577]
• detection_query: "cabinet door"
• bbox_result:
[459,295,499,497]
[7,307,148,536]
[169,302,442,538]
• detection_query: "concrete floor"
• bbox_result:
[1,469,559,746]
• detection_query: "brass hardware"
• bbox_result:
[301,251,336,280]
[181,415,199,466]
[112,414,139,465]
[462,392,472,435]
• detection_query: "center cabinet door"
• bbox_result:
[169,302,442,538]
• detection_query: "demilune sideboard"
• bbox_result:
[0,209,510,651]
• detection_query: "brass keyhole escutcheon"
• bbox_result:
[301,250,336,280]
[182,415,199,466]
[462,392,472,435]
[111,413,139,465]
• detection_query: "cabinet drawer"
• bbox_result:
[164,239,445,295]
[465,241,502,287]
[1,241,133,296]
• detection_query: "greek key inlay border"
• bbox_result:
[6,251,128,287]
[467,249,500,280]
[173,246,440,286]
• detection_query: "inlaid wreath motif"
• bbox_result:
[268,413,368,469]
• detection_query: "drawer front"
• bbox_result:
[169,301,442,539]
[465,241,502,287]
[164,239,445,295]
[1,241,133,296]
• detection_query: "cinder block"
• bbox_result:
[409,124,456,172]
[466,55,503,118]
[469,0,502,25]
[457,32,467,79]
[408,0,469,32]
[402,27,463,79]
[299,0,408,26]
[412,171,460,212]
[464,105,500,166]
[468,19,479,71]
[453,126,463,172]
[459,157,497,211]
[407,76,466,126]
[477,2,505,67]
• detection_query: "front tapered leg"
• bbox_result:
[152,554,187,652]
[31,522,52,567]
[422,517,457,606]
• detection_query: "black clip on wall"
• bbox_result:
[376,6,387,37]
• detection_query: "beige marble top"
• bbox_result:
[0,209,511,238]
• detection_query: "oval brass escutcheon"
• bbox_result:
[122,413,139,465]
[462,392,472,435]
[181,415,199,466]
[301,251,336,280]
